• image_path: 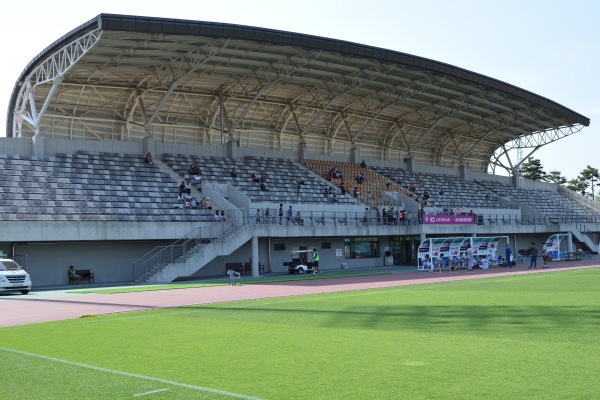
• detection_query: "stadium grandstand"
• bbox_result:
[0,13,596,287]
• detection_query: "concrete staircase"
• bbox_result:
[135,222,254,284]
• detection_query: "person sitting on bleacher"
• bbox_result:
[145,153,154,164]
[251,173,260,183]
[339,179,346,195]
[231,167,238,177]
[356,174,365,184]
[189,163,200,175]
[330,167,343,179]
[260,182,269,191]
[294,211,304,225]
[353,186,361,198]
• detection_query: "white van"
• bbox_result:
[0,258,32,295]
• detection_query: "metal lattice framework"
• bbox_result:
[7,14,589,174]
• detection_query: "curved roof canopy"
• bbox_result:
[8,14,589,172]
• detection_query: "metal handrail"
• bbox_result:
[132,216,237,281]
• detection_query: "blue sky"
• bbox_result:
[1,0,597,180]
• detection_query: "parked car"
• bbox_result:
[0,258,32,295]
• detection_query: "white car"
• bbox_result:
[0,258,32,295]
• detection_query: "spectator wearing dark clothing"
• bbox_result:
[528,242,538,269]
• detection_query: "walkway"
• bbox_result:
[1,259,597,328]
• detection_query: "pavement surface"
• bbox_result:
[1,259,597,328]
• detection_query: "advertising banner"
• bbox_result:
[423,215,474,224]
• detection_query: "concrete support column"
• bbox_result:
[298,141,309,161]
[251,235,259,277]
[350,147,360,164]
[226,140,238,159]
[511,173,519,188]
[459,164,467,180]
[32,135,45,158]
[143,136,156,157]
[567,232,573,253]
[406,157,415,173]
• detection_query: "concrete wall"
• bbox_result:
[12,240,169,287]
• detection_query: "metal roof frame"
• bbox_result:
[7,14,590,174]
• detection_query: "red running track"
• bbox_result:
[1,260,597,328]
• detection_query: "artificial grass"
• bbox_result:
[1,268,599,399]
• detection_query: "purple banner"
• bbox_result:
[423,215,474,225]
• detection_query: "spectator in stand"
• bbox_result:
[360,160,367,168]
[178,181,186,196]
[260,181,269,191]
[145,153,154,164]
[356,174,365,184]
[287,205,293,223]
[255,209,262,223]
[215,210,221,222]
[409,182,417,192]
[339,179,346,195]
[294,211,304,225]
[323,187,330,200]
[278,204,284,225]
[264,208,270,224]
[330,167,342,179]
[296,176,304,194]
[220,210,225,221]
[363,207,369,224]
[423,190,430,202]
[332,193,338,203]
[353,186,361,198]
[251,173,260,183]
[189,163,201,175]
[231,167,238,178]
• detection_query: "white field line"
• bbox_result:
[133,388,169,397]
[0,347,264,400]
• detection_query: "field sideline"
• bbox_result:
[0,264,599,399]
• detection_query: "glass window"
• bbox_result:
[344,238,379,259]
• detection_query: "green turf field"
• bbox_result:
[1,268,598,399]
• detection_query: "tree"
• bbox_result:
[566,177,588,196]
[544,171,567,185]
[521,157,546,181]
[579,165,600,199]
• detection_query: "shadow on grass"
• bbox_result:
[187,304,600,334]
